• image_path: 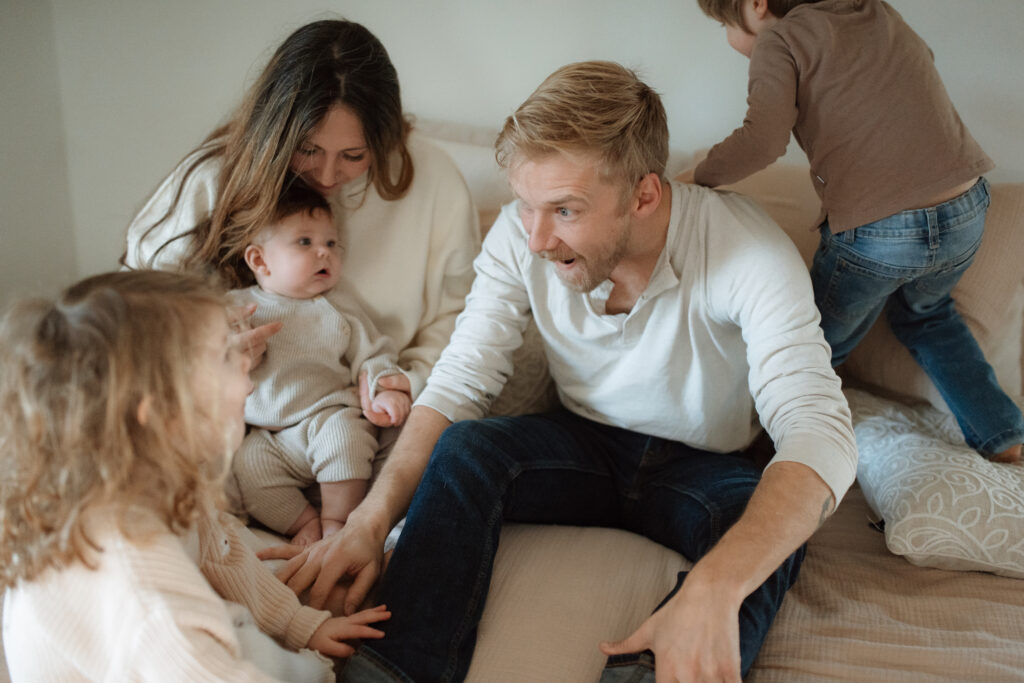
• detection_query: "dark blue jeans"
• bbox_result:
[811,178,1024,454]
[342,410,804,682]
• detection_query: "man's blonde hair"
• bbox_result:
[496,61,669,191]
[0,271,231,589]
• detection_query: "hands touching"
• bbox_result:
[360,372,412,427]
[308,604,391,658]
[257,513,386,615]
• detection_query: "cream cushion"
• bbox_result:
[847,388,1024,579]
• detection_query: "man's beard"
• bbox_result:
[541,217,631,293]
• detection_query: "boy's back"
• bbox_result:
[696,0,992,232]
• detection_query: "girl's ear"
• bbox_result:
[751,0,771,20]
[136,395,153,426]
[244,244,268,276]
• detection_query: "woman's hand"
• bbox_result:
[307,604,391,658]
[230,303,282,369]
[359,372,412,427]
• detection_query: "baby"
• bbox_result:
[232,179,411,544]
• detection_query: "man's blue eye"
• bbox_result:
[558,207,572,217]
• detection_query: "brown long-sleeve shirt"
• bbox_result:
[695,0,993,233]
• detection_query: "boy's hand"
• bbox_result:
[307,604,391,658]
[359,372,412,427]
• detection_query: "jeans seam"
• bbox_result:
[442,461,519,682]
[354,645,415,682]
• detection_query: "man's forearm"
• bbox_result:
[684,461,834,604]
[348,405,452,543]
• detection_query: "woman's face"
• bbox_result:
[290,104,372,195]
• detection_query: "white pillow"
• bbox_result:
[847,388,1024,579]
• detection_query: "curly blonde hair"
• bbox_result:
[0,270,232,589]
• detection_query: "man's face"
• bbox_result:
[509,152,633,293]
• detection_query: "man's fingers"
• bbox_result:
[344,565,379,616]
[379,373,410,392]
[358,372,372,414]
[308,563,348,610]
[256,543,304,561]
[599,627,648,656]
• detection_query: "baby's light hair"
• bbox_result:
[0,270,233,589]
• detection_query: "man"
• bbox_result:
[267,61,857,682]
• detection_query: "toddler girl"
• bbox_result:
[0,270,389,681]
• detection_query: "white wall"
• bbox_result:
[1,0,77,303]
[9,0,1024,290]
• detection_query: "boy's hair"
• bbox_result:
[697,0,823,32]
[495,61,669,195]
[273,175,333,223]
[0,270,231,589]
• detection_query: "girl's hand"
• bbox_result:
[230,303,282,369]
[307,604,391,658]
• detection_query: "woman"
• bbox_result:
[123,19,479,401]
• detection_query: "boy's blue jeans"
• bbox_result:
[340,409,804,682]
[811,177,1024,454]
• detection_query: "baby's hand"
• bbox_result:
[366,389,412,427]
[307,604,391,658]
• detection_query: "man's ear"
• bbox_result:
[244,244,268,276]
[632,172,664,219]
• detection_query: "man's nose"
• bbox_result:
[526,213,557,253]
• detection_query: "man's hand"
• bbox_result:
[307,604,391,658]
[600,571,743,682]
[257,516,385,615]
[360,371,412,427]
[230,302,282,369]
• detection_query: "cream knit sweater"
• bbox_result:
[124,133,481,398]
[3,505,330,681]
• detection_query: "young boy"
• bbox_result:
[232,179,412,544]
[687,0,1023,462]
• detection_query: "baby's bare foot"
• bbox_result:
[321,518,346,538]
[990,444,1022,464]
[291,516,323,546]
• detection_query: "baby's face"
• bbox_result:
[254,209,342,299]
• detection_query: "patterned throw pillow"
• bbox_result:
[847,389,1024,579]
